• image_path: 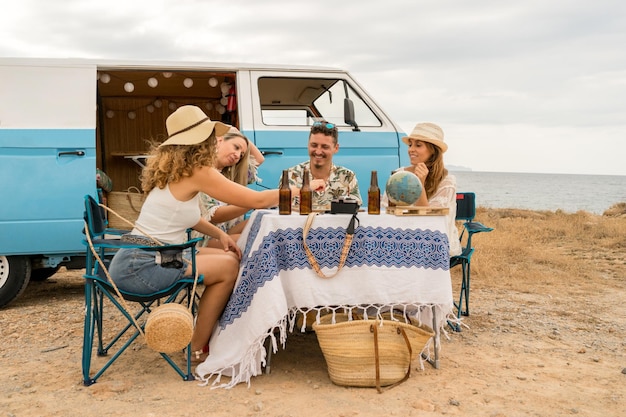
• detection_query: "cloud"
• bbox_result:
[1,0,625,175]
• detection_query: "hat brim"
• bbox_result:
[401,135,448,153]
[160,120,231,147]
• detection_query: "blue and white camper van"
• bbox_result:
[0,57,408,307]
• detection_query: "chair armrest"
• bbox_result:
[465,221,494,234]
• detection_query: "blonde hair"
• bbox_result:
[140,132,217,192]
[423,142,448,198]
[220,132,251,186]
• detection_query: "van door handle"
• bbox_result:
[261,151,283,156]
[58,150,85,157]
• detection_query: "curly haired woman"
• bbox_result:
[108,105,281,361]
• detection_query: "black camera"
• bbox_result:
[330,197,360,214]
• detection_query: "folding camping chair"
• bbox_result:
[449,192,493,330]
[81,194,203,385]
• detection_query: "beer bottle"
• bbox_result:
[368,170,381,214]
[300,168,312,215]
[279,170,291,215]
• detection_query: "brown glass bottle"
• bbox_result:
[299,169,313,215]
[368,170,381,214]
[279,170,291,215]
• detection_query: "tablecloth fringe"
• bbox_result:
[197,302,453,389]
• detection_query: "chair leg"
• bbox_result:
[463,262,471,316]
[82,280,97,386]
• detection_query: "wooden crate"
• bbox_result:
[386,206,449,216]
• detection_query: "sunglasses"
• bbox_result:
[312,121,336,129]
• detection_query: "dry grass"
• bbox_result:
[452,204,626,297]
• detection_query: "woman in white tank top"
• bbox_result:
[109,105,292,362]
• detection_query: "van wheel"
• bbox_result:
[0,256,32,308]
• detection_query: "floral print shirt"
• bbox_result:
[281,161,362,210]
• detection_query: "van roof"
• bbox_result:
[0,57,342,73]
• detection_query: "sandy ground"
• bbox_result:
[2,211,625,417]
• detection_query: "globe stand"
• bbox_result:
[386,206,449,216]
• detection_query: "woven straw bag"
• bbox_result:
[145,303,194,354]
[313,313,434,392]
[106,187,145,229]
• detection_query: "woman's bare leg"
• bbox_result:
[188,252,239,355]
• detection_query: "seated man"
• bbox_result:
[280,121,362,211]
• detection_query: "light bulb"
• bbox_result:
[221,83,230,95]
[124,82,135,93]
[217,105,226,114]
[169,102,177,110]
[106,110,114,118]
[183,78,193,88]
[162,72,173,78]
[208,77,218,87]
[100,73,111,84]
[154,99,162,108]
[146,104,155,113]
[205,102,213,110]
[128,111,136,119]
[148,77,158,88]
[220,97,228,106]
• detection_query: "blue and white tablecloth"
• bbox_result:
[196,209,453,388]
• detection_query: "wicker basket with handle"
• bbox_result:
[106,187,145,229]
[312,313,434,392]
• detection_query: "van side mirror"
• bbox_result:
[344,98,360,132]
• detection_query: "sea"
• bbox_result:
[450,171,626,215]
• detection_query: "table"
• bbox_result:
[195,209,453,388]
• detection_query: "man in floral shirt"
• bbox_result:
[280,121,362,211]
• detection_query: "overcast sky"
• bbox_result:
[2,0,625,175]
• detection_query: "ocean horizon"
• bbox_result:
[450,170,625,215]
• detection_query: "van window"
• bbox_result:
[258,77,381,128]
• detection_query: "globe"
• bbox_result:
[386,171,422,206]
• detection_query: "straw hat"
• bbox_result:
[401,122,448,153]
[160,105,231,147]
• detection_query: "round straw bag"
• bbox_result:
[145,303,194,354]
[313,313,434,391]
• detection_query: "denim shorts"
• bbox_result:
[108,248,192,295]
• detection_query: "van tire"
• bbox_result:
[0,256,32,308]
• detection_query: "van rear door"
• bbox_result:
[0,60,96,256]
[247,70,403,195]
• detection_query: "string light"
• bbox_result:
[96,71,234,121]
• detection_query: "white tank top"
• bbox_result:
[131,184,200,244]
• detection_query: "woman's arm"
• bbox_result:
[196,167,278,208]
[248,141,265,166]
[210,204,251,224]
[192,217,241,257]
